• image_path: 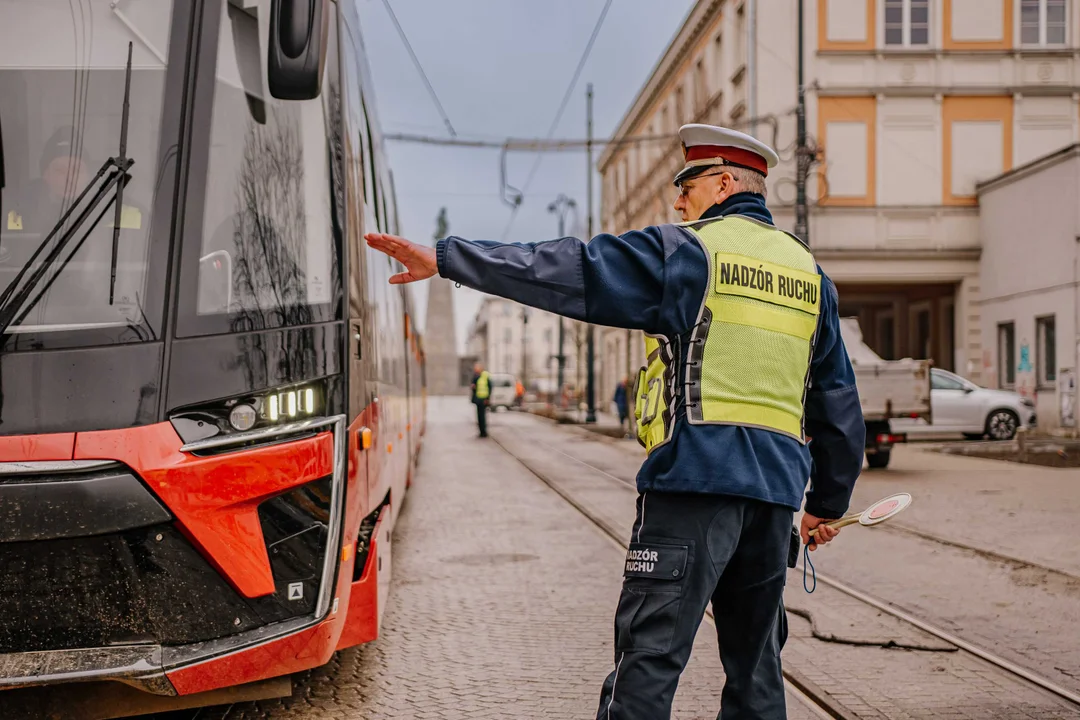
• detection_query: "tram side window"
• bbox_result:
[187,0,339,331]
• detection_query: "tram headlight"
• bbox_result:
[229,404,258,432]
[263,386,318,422]
[169,379,329,445]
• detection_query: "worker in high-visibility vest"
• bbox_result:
[366,124,865,720]
[5,126,143,234]
[470,362,491,438]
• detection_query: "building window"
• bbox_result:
[674,84,685,126]
[1037,315,1056,386]
[735,4,746,69]
[884,0,930,47]
[1021,0,1066,46]
[694,59,707,116]
[998,322,1016,388]
[503,303,511,317]
[713,34,723,89]
[503,328,512,343]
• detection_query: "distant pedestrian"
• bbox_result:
[470,362,490,438]
[613,377,629,433]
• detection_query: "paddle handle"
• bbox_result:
[808,512,861,538]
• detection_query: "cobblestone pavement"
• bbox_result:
[206,399,819,719]
[794,445,1080,698]
[846,445,1080,578]
[532,415,1080,699]
[488,411,1080,719]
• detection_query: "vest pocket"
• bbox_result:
[614,588,682,655]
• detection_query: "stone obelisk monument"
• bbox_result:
[423,208,463,395]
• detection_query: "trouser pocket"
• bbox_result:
[614,541,689,654]
[615,589,683,655]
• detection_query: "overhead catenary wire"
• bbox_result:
[384,132,680,150]
[379,0,457,138]
[500,0,614,240]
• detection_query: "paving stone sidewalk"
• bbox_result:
[213,398,818,719]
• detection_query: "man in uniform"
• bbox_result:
[470,361,491,438]
[366,124,864,719]
[6,126,144,234]
[2,127,145,327]
[6,127,90,233]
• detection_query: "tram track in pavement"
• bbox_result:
[489,421,1080,717]
[556,422,1080,585]
[488,427,849,720]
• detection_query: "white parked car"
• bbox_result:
[891,368,1036,441]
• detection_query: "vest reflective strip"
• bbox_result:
[712,297,817,341]
[705,400,803,438]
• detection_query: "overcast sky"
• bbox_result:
[354,0,694,352]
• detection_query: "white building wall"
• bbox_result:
[465,298,579,393]
[978,148,1080,429]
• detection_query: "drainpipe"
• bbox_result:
[747,0,757,137]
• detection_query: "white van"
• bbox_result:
[487,373,518,410]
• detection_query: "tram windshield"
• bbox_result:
[0,0,174,343]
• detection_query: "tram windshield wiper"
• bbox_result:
[0,43,136,339]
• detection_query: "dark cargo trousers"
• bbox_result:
[595,492,793,720]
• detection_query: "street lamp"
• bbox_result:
[547,194,577,396]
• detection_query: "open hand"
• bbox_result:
[364,233,438,284]
[801,512,839,551]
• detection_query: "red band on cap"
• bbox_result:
[684,145,768,175]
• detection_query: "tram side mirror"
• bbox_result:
[267,0,328,100]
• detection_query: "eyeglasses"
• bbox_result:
[676,170,727,199]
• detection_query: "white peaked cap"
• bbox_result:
[674,123,780,186]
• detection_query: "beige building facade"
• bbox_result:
[465,297,581,394]
[598,0,1080,395]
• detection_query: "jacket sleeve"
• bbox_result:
[435,228,668,332]
[803,272,865,518]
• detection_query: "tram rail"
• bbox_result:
[490,422,1080,716]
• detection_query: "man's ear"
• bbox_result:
[713,171,736,203]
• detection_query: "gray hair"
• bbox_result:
[726,166,768,199]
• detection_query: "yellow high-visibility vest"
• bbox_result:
[635,216,821,453]
[475,371,490,400]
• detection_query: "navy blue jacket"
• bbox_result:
[436,193,864,517]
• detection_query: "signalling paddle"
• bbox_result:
[809,492,912,538]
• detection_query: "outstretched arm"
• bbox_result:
[801,272,865,549]
[365,229,671,332]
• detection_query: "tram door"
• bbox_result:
[341,8,377,515]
